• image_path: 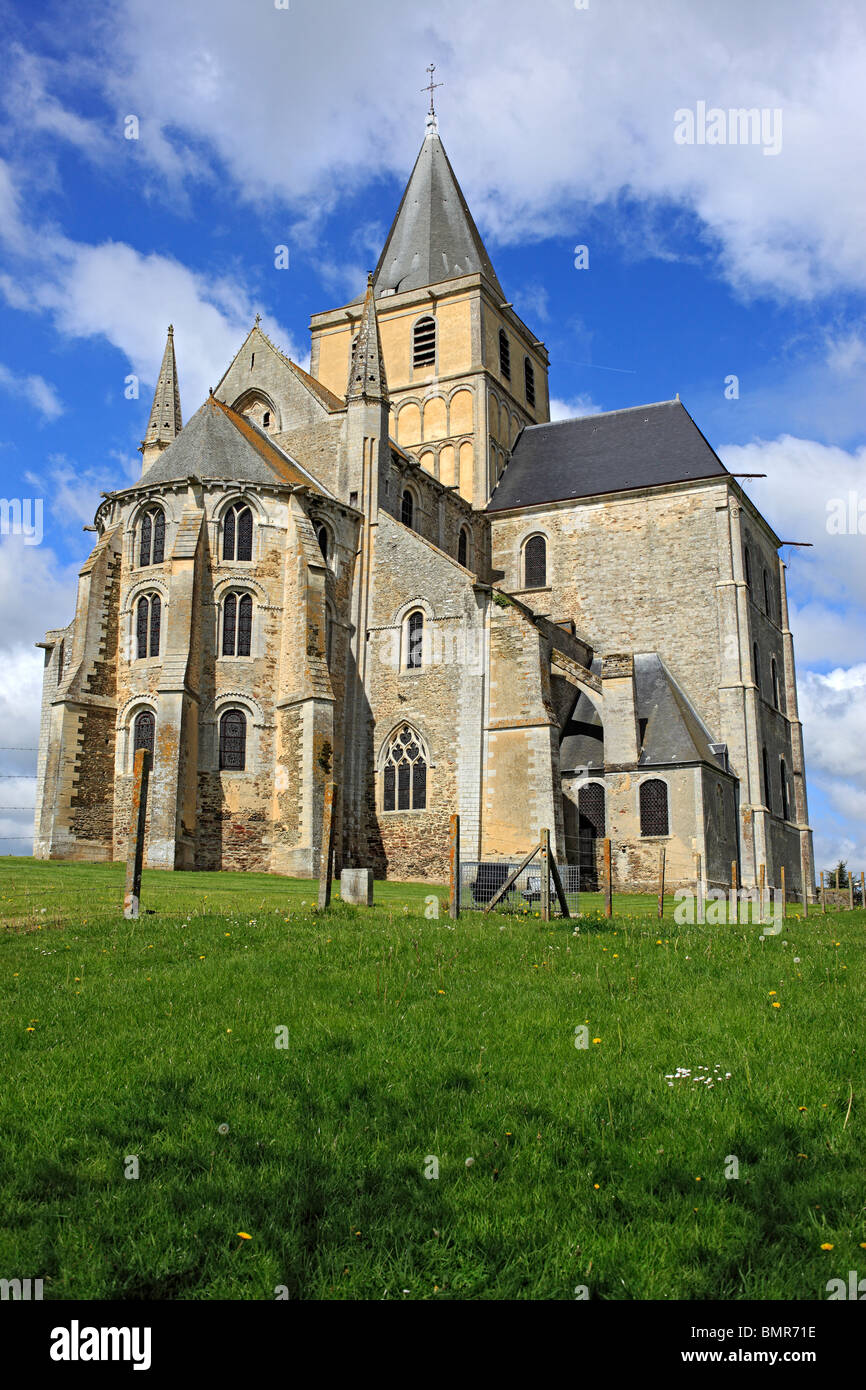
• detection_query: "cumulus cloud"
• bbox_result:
[0,363,63,421]
[8,0,862,302]
[798,664,866,869]
[549,394,603,421]
[0,159,303,413]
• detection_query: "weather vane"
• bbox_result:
[422,63,443,118]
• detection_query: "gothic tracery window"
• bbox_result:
[136,593,161,659]
[406,609,424,670]
[382,725,428,811]
[222,592,253,657]
[219,708,247,771]
[133,709,155,758]
[639,778,669,837]
[138,506,165,567]
[223,503,253,562]
[523,534,547,588]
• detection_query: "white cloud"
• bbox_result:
[13,0,861,302]
[549,395,603,421]
[798,663,866,869]
[0,363,63,421]
[0,159,303,414]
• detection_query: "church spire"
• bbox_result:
[371,111,503,298]
[346,274,388,404]
[140,325,182,474]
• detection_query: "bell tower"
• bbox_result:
[309,82,549,509]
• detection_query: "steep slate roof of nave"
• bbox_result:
[118,396,334,496]
[487,399,730,512]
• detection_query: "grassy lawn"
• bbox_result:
[1,857,863,1300]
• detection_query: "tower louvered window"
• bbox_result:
[139,506,165,566]
[136,594,161,658]
[219,709,247,771]
[524,357,536,408]
[578,782,605,838]
[223,504,253,562]
[743,545,752,589]
[523,534,547,588]
[499,329,511,380]
[382,725,427,811]
[762,746,771,809]
[413,316,436,367]
[222,593,253,657]
[639,779,669,836]
[133,710,155,757]
[780,758,789,820]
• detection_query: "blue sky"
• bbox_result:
[0,0,864,868]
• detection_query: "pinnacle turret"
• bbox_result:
[140,326,182,473]
[346,274,388,404]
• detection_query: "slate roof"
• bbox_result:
[370,125,504,298]
[559,654,726,772]
[120,396,333,496]
[487,399,730,512]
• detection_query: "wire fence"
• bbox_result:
[458,859,582,916]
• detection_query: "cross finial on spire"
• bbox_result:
[422,63,443,119]
[254,312,261,326]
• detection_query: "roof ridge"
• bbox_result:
[524,399,680,432]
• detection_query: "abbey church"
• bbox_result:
[33,110,815,895]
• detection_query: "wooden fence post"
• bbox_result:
[317,781,337,909]
[657,847,666,920]
[780,865,786,919]
[731,860,738,924]
[695,852,704,924]
[848,871,854,912]
[123,748,151,920]
[758,863,765,924]
[604,838,612,918]
[820,871,826,914]
[861,872,865,911]
[540,829,551,922]
[449,813,460,920]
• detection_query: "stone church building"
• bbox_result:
[33,113,814,894]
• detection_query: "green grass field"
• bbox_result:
[1,857,863,1300]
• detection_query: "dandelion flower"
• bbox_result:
[593,1183,600,1189]
[218,1123,230,1135]
[820,1243,833,1251]
[238,1232,251,1240]
[465,1157,474,1167]
[592,1037,601,1044]
[772,1002,781,1008]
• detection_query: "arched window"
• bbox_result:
[222,592,253,657]
[763,569,770,614]
[138,506,165,567]
[771,657,780,710]
[780,758,789,820]
[752,642,760,693]
[316,523,329,562]
[523,534,547,588]
[262,410,271,429]
[136,594,161,659]
[219,708,247,771]
[133,709,155,758]
[743,545,752,589]
[578,782,605,838]
[457,526,469,568]
[223,503,253,562]
[406,609,424,670]
[413,316,436,368]
[639,779,669,837]
[762,746,771,809]
[401,489,414,528]
[524,357,536,409]
[382,725,427,811]
[499,329,511,380]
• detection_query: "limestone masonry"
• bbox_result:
[33,114,814,895]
